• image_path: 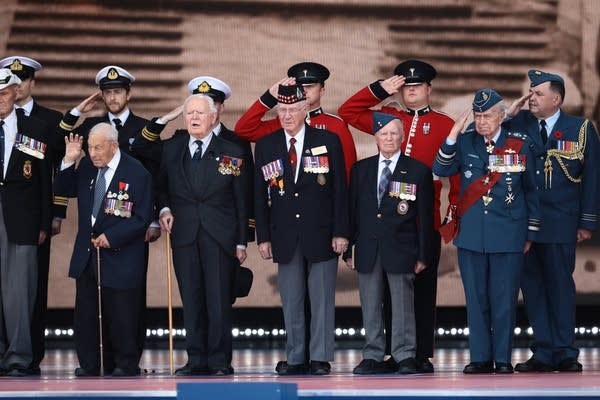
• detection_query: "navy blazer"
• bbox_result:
[349,154,434,274]
[503,110,600,243]
[54,152,153,289]
[0,112,52,245]
[254,125,349,264]
[433,127,540,253]
[157,131,248,253]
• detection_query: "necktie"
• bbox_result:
[16,108,25,117]
[192,139,203,161]
[540,120,547,144]
[378,159,392,206]
[0,120,5,178]
[113,118,123,131]
[92,167,108,218]
[289,137,297,169]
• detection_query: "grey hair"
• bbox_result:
[89,122,118,142]
[183,94,218,114]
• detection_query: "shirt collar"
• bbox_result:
[106,148,121,171]
[109,108,130,124]
[18,99,34,116]
[378,150,401,165]
[285,125,306,144]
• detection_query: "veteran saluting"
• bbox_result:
[55,123,153,377]
[433,89,540,374]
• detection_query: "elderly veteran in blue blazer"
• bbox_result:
[345,112,434,375]
[504,70,600,373]
[433,88,540,374]
[55,123,153,377]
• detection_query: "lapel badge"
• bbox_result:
[23,160,33,179]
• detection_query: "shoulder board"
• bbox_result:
[506,131,527,141]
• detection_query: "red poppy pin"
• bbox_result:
[554,131,563,139]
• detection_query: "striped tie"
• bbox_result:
[378,159,392,206]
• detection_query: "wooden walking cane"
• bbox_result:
[165,233,174,375]
[96,246,105,377]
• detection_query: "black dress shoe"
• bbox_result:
[74,367,100,377]
[112,367,141,377]
[556,358,582,372]
[210,365,234,376]
[174,363,210,376]
[415,357,434,373]
[310,360,331,375]
[275,361,307,375]
[514,357,554,372]
[353,359,394,375]
[26,365,41,376]
[463,361,494,374]
[494,362,514,374]
[396,357,418,374]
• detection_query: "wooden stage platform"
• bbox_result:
[1,348,600,399]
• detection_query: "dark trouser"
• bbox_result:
[521,242,578,365]
[385,230,441,358]
[172,228,233,369]
[74,261,143,373]
[31,234,51,368]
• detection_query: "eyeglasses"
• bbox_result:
[277,106,305,115]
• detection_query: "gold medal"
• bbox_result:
[397,200,409,215]
[317,173,326,185]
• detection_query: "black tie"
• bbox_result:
[540,120,547,144]
[16,108,25,117]
[192,140,203,161]
[0,120,5,178]
[113,118,123,131]
[92,167,108,218]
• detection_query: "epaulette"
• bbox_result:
[506,131,527,141]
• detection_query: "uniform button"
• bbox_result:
[484,210,488,215]
[87,248,90,252]
[540,156,544,160]
[294,193,299,197]
[295,214,300,219]
[536,170,540,175]
[377,213,382,219]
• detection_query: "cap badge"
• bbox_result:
[409,68,415,77]
[198,81,211,94]
[481,92,488,101]
[107,68,119,80]
[296,87,304,100]
[302,69,308,77]
[534,70,541,75]
[10,59,23,72]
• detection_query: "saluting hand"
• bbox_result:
[448,108,471,142]
[75,91,102,114]
[507,93,532,118]
[268,77,296,98]
[63,133,84,164]
[161,105,184,123]
[380,75,406,95]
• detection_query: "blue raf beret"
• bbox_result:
[528,69,564,87]
[373,112,399,134]
[472,88,502,112]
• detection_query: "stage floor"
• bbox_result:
[2,348,600,397]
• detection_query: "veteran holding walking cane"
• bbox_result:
[55,123,153,377]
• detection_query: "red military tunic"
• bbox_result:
[235,90,357,179]
[338,81,459,229]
